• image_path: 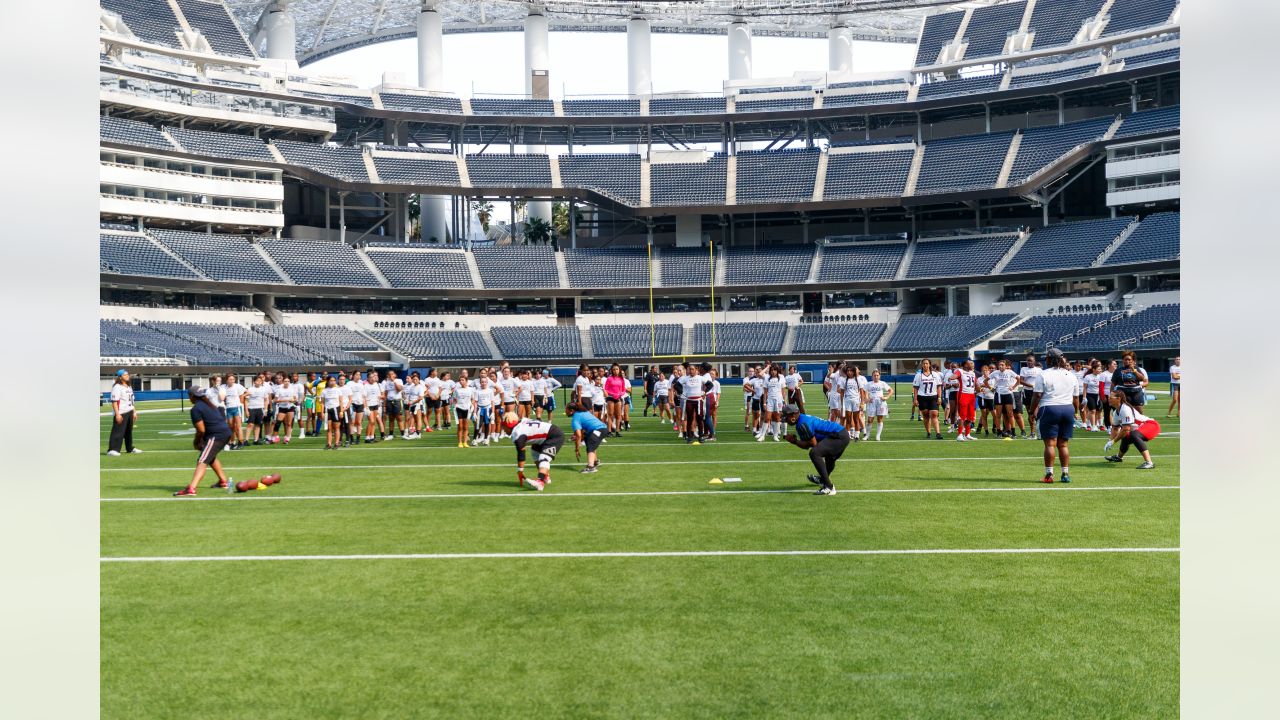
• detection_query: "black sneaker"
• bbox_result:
[1105,455,1124,463]
[806,474,823,486]
[935,433,944,440]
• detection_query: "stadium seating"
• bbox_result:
[649,97,727,114]
[916,74,1003,101]
[998,311,1112,352]
[563,247,650,288]
[915,132,1014,194]
[1114,105,1179,139]
[469,98,554,116]
[100,233,200,279]
[558,154,642,204]
[272,140,369,182]
[1003,217,1134,272]
[562,99,640,116]
[821,90,910,108]
[259,239,383,286]
[165,126,275,162]
[378,93,464,114]
[661,247,717,287]
[1054,304,1180,351]
[735,96,815,113]
[491,326,582,359]
[824,149,913,199]
[1119,47,1179,69]
[590,324,682,357]
[817,243,907,282]
[472,246,560,288]
[1009,63,1101,89]
[915,10,964,66]
[693,322,786,355]
[100,115,174,151]
[725,245,814,285]
[907,235,1019,278]
[1007,116,1114,184]
[1027,0,1099,50]
[884,314,1017,352]
[1103,0,1179,36]
[792,323,888,354]
[363,247,475,288]
[252,325,379,363]
[372,156,461,185]
[150,229,284,283]
[1103,212,1179,265]
[174,0,253,57]
[143,321,324,364]
[367,330,492,360]
[101,319,240,364]
[465,154,553,187]
[963,1,1027,59]
[102,0,181,48]
[650,156,727,206]
[736,148,819,204]
[294,89,375,108]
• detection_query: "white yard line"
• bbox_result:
[98,407,186,417]
[100,454,1174,473]
[100,546,1181,563]
[101,485,1180,503]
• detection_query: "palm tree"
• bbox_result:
[524,216,552,245]
[471,199,494,233]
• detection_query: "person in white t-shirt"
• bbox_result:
[1167,356,1181,418]
[401,372,423,439]
[275,377,298,444]
[1033,348,1080,483]
[742,366,757,431]
[423,369,443,432]
[865,369,894,441]
[472,375,497,445]
[785,365,805,414]
[653,372,671,424]
[1105,387,1160,469]
[532,369,550,421]
[453,375,477,448]
[106,369,139,456]
[704,368,721,441]
[621,375,634,431]
[759,365,786,442]
[913,359,944,440]
[1082,359,1104,432]
[221,373,247,448]
[977,364,998,438]
[383,370,406,439]
[1098,359,1117,428]
[320,375,346,450]
[439,371,456,430]
[245,374,273,445]
[825,362,845,425]
[1018,354,1043,438]
[993,360,1024,440]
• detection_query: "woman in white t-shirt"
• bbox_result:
[245,375,273,445]
[1104,387,1160,469]
[1034,348,1080,483]
[1082,359,1104,432]
[320,375,345,450]
[1167,356,1180,418]
[221,373,246,449]
[865,369,894,442]
[107,369,138,456]
[913,359,944,440]
[453,375,477,449]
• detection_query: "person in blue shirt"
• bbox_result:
[782,404,850,496]
[568,401,608,474]
[174,386,234,497]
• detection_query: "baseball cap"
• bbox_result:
[781,403,800,416]
[116,369,128,377]
[1046,347,1066,363]
[189,386,207,399]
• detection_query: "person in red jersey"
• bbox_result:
[953,359,979,441]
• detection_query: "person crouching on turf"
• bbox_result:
[505,411,564,491]
[782,404,850,496]
[1104,387,1160,469]
[174,387,234,496]
[568,401,607,473]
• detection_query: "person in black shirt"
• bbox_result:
[1114,351,1149,409]
[174,386,234,497]
[642,365,659,416]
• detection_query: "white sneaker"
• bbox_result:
[756,433,765,442]
[129,448,143,454]
[106,450,121,456]
[956,435,966,442]
[773,434,781,442]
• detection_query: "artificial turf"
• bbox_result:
[100,384,1179,718]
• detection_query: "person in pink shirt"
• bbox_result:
[604,363,628,438]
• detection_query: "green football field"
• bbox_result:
[101,384,1179,719]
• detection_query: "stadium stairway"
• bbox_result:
[904,145,925,196]
[812,152,829,201]
[356,248,393,288]
[252,243,295,283]
[996,133,1023,188]
[479,329,503,361]
[579,325,594,358]
[780,326,798,355]
[555,251,571,288]
[549,155,563,187]
[991,229,1031,274]
[650,251,664,288]
[726,156,738,204]
[681,326,695,356]
[362,151,381,183]
[894,240,915,280]
[715,246,727,286]
[463,251,483,288]
[639,157,652,205]
[806,245,824,283]
[148,235,210,280]
[1094,219,1142,265]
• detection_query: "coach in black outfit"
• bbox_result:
[642,365,660,416]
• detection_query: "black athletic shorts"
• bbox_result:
[534,426,565,456]
[534,395,545,408]
[656,396,668,406]
[1022,389,1036,406]
[997,393,1014,406]
[387,400,402,417]
[248,408,265,425]
[520,401,533,411]
[325,407,342,423]
[606,397,621,404]
[917,396,939,412]
[367,404,381,414]
[455,408,469,420]
[1086,394,1101,410]
[196,434,229,466]
[978,397,995,411]
[276,404,295,415]
[751,398,762,412]
[351,403,364,414]
[583,429,603,454]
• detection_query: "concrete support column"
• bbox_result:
[627,17,652,95]
[262,4,296,62]
[968,284,1002,316]
[827,26,853,73]
[727,21,752,81]
[417,4,449,243]
[525,11,552,226]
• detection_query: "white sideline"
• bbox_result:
[101,485,1179,503]
[98,407,186,417]
[100,547,1181,563]
[100,454,1173,473]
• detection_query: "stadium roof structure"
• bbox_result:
[227,0,995,65]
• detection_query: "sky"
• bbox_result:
[306,31,917,96]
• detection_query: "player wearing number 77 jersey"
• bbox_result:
[953,359,979,441]
[504,413,565,491]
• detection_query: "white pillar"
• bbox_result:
[627,17,652,95]
[828,26,853,73]
[727,21,752,81]
[262,6,295,62]
[416,5,443,90]
[968,284,1002,316]
[524,11,551,227]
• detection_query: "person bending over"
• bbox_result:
[505,412,564,491]
[1104,388,1159,469]
[782,404,850,496]
[569,401,608,473]
[173,387,233,497]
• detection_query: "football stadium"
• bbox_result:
[98,0,1180,716]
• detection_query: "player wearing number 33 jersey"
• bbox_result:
[506,415,564,491]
